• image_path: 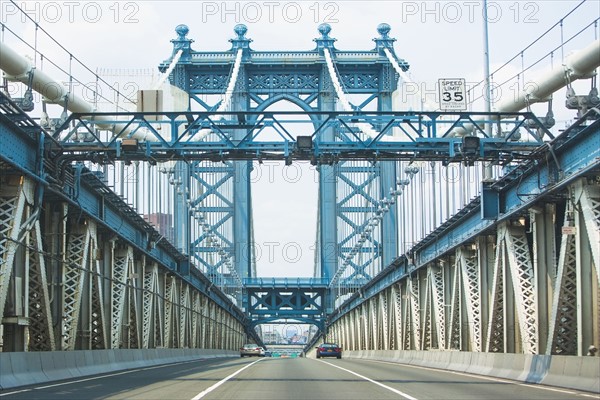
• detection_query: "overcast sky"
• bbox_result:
[2,1,598,277]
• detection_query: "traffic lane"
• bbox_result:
[0,356,260,400]
[2,355,596,400]
[194,357,410,400]
[320,358,597,400]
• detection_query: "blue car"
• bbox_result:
[316,343,342,359]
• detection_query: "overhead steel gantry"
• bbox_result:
[51,109,548,164]
[41,24,555,332]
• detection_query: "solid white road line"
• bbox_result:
[190,358,264,400]
[362,359,591,397]
[319,359,419,400]
[0,358,207,397]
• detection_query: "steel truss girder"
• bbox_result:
[378,291,389,350]
[574,180,600,276]
[360,302,368,349]
[486,232,506,353]
[368,296,376,349]
[1,98,247,325]
[52,111,547,164]
[27,220,56,351]
[317,122,599,344]
[62,220,98,350]
[350,308,358,350]
[179,284,191,348]
[190,162,236,284]
[408,274,421,350]
[448,262,462,350]
[425,264,445,350]
[547,211,578,355]
[246,287,325,327]
[0,177,56,351]
[123,256,142,349]
[327,181,598,355]
[548,179,600,355]
[111,246,134,349]
[141,262,157,348]
[191,291,201,348]
[0,178,28,331]
[1,140,248,352]
[207,302,216,348]
[164,275,177,348]
[505,224,538,354]
[492,223,538,354]
[391,283,403,350]
[334,161,381,287]
[457,247,482,351]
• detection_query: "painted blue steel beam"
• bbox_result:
[0,93,45,178]
[58,168,247,323]
[328,112,600,324]
[51,111,548,164]
[160,24,406,96]
[244,278,329,329]
[0,99,247,325]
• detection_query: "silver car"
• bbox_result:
[240,343,265,357]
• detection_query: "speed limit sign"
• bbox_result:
[438,78,467,111]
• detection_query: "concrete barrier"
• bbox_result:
[463,351,489,375]
[0,352,48,388]
[0,348,237,390]
[446,351,463,373]
[490,353,524,380]
[40,351,76,383]
[523,354,550,384]
[542,355,600,393]
[343,350,600,394]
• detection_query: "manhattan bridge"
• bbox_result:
[0,1,599,395]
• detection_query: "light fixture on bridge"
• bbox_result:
[461,135,480,156]
[297,136,313,150]
[121,138,138,151]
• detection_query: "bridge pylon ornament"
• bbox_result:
[171,24,193,61]
[314,23,337,53]
[373,23,396,54]
[230,24,253,57]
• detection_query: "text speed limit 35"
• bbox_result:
[438,78,467,111]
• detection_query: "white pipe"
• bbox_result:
[1,42,93,112]
[0,41,148,140]
[495,39,600,112]
[452,39,600,136]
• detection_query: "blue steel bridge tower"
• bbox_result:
[159,23,407,319]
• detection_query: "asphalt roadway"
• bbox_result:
[1,356,598,400]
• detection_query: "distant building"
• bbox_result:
[144,213,173,242]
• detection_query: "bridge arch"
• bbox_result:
[250,93,320,131]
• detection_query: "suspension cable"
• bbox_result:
[5,0,136,107]
[469,0,589,95]
[323,48,378,138]
[191,48,243,142]
[384,47,439,111]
